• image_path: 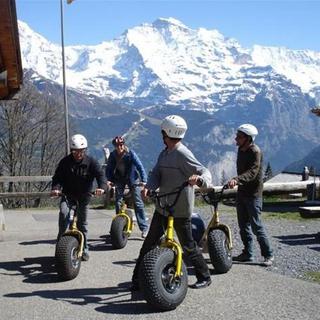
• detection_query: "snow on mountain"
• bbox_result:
[19,18,320,111]
[18,18,320,181]
[251,45,320,94]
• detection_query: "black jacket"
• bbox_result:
[236,144,263,197]
[52,154,106,198]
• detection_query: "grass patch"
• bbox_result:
[263,196,283,203]
[194,197,207,207]
[264,212,306,221]
[305,271,320,283]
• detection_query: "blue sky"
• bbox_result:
[16,0,320,51]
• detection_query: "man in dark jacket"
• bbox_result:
[105,136,149,237]
[227,124,274,267]
[51,134,105,261]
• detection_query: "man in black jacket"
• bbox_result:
[51,134,106,261]
[227,124,274,267]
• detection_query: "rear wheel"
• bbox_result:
[207,228,232,274]
[139,247,188,311]
[55,235,81,281]
[110,216,129,249]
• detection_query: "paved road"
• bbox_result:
[0,208,319,320]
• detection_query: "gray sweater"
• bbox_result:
[146,142,212,218]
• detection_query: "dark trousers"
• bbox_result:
[132,211,210,283]
[58,196,90,252]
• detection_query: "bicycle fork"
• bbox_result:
[161,215,183,277]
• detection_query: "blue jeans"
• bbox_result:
[115,183,148,232]
[58,196,90,253]
[236,195,273,258]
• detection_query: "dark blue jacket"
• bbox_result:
[106,149,147,186]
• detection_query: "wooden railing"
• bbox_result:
[0,176,319,199]
[0,176,52,199]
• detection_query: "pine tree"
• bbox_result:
[264,162,273,182]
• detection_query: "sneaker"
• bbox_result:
[82,252,90,261]
[130,282,139,291]
[232,252,254,262]
[189,278,212,289]
[141,229,148,238]
[262,256,274,267]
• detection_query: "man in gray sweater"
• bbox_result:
[131,115,212,290]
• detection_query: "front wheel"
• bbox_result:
[207,228,232,274]
[110,216,129,249]
[55,235,81,281]
[139,247,188,311]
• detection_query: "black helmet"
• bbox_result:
[112,136,125,146]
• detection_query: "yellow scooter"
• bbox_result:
[200,185,233,273]
[139,182,189,311]
[55,195,85,281]
[110,201,134,249]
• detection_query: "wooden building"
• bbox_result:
[0,0,23,100]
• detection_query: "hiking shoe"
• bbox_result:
[82,252,90,261]
[130,282,140,291]
[232,253,254,262]
[141,229,148,238]
[189,278,212,289]
[262,256,274,267]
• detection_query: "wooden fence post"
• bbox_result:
[0,204,5,231]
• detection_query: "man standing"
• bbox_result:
[51,134,105,261]
[131,115,212,290]
[105,136,149,238]
[227,124,274,266]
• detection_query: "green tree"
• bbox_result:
[0,82,65,207]
[263,162,273,182]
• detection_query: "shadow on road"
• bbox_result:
[19,239,56,246]
[89,235,144,252]
[0,256,59,283]
[274,233,320,246]
[88,235,114,251]
[4,282,156,314]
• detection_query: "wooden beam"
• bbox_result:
[0,0,23,99]
[0,191,51,199]
[198,181,320,198]
[0,176,52,183]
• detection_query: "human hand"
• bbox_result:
[50,189,61,197]
[227,179,238,189]
[141,186,149,199]
[188,174,202,186]
[106,181,114,188]
[95,188,105,196]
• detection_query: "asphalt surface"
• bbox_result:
[0,207,319,320]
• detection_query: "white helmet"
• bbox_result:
[237,124,258,141]
[70,134,88,149]
[161,115,188,139]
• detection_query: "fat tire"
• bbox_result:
[207,228,232,274]
[55,235,81,281]
[110,216,128,249]
[139,247,188,311]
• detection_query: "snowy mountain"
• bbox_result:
[19,18,320,112]
[18,18,320,182]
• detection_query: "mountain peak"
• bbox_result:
[152,17,189,30]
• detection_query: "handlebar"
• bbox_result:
[149,181,189,211]
[201,184,228,207]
